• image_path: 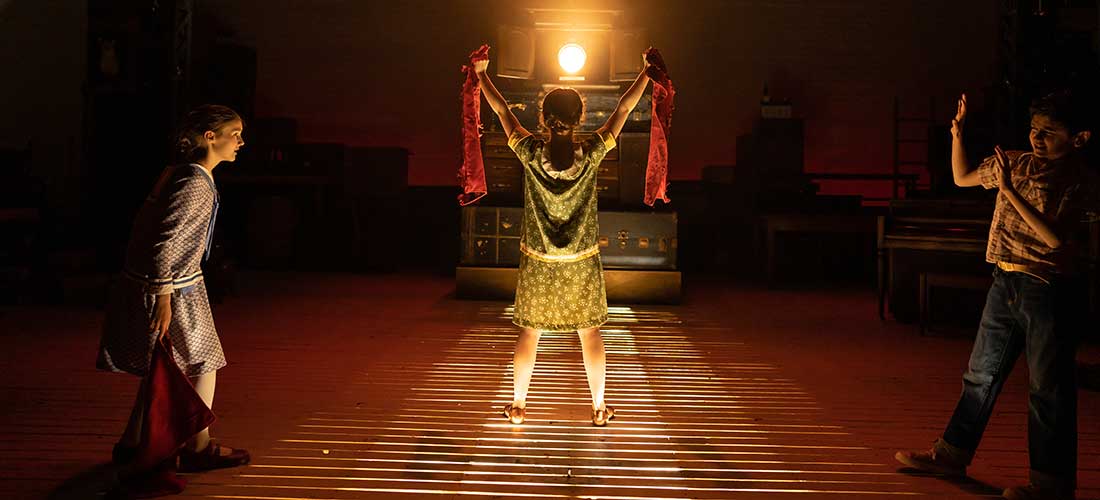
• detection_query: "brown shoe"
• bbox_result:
[503,403,525,424]
[177,441,250,473]
[592,405,615,427]
[894,439,968,477]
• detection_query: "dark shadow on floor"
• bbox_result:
[896,467,1005,496]
[47,462,119,500]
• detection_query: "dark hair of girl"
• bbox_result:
[540,88,584,134]
[173,104,242,163]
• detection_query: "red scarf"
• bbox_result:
[457,44,490,206]
[112,338,216,497]
[136,338,216,470]
[458,45,673,207]
[643,47,674,206]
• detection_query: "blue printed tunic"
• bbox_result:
[97,164,226,376]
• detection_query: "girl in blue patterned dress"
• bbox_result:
[98,105,250,472]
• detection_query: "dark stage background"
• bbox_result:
[2,1,1098,326]
[174,0,1001,190]
[3,0,1002,195]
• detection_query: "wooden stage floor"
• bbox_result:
[2,272,1097,499]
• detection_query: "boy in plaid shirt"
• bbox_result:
[896,90,1099,500]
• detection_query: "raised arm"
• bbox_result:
[951,93,982,187]
[596,55,652,140]
[474,59,528,139]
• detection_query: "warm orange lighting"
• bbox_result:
[227,305,929,500]
[557,43,586,73]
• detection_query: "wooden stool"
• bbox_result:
[919,272,992,335]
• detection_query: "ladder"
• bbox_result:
[892,96,935,199]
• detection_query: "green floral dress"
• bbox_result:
[508,129,616,332]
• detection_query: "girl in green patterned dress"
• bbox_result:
[473,51,654,426]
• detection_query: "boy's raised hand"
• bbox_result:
[951,93,967,137]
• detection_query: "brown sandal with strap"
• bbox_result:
[592,405,615,426]
[502,403,526,424]
[177,440,250,473]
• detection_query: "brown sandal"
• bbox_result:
[592,405,615,426]
[177,441,250,473]
[502,403,526,424]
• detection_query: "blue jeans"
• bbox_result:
[942,268,1078,488]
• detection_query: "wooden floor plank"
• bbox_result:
[1,272,1096,499]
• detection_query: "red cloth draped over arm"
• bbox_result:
[457,45,490,206]
[643,47,674,206]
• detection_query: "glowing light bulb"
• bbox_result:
[558,43,586,74]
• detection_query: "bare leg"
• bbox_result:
[186,370,216,452]
[578,326,606,410]
[512,328,541,408]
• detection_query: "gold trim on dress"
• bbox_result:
[520,242,600,263]
[597,130,617,150]
[508,130,533,151]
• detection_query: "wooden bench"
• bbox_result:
[918,272,992,335]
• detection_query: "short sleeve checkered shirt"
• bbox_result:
[976,151,1100,279]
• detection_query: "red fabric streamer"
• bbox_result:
[457,44,490,206]
[643,47,674,206]
[136,338,216,470]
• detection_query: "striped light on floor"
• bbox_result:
[195,306,938,498]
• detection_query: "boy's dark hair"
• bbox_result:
[1029,89,1094,134]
